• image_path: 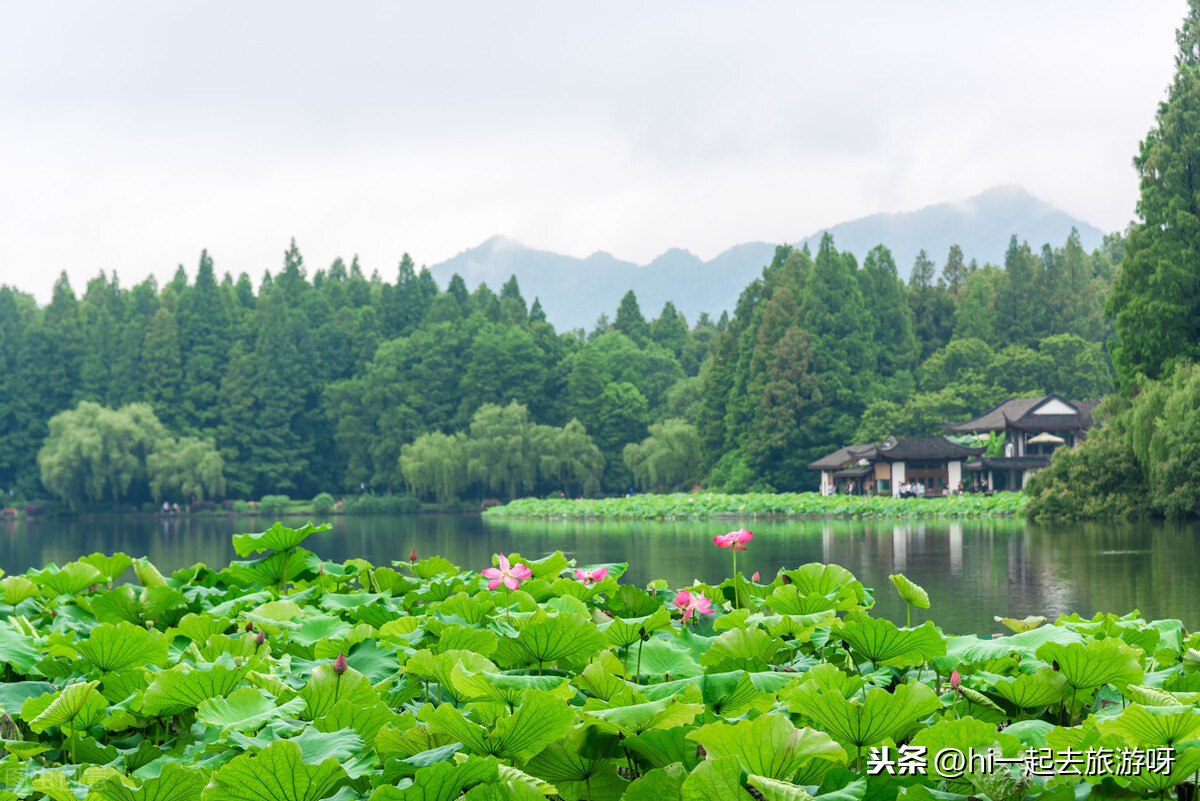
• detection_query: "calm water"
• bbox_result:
[1,513,1196,637]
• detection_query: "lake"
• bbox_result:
[1,513,1196,636]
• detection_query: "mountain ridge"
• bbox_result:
[428,186,1107,330]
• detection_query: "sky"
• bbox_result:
[0,1,1188,302]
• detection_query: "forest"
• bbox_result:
[0,226,1118,510]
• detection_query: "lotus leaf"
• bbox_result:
[232,521,331,557]
[688,713,847,780]
[909,717,1022,779]
[0,621,36,673]
[987,668,1068,709]
[27,680,107,734]
[75,621,169,673]
[681,755,756,801]
[524,734,628,801]
[33,561,103,597]
[94,761,208,801]
[788,681,941,762]
[1036,637,1144,690]
[514,609,607,667]
[835,616,946,668]
[624,764,687,801]
[141,664,242,717]
[1097,703,1200,746]
[889,574,930,609]
[196,687,307,732]
[585,697,703,734]
[202,738,347,801]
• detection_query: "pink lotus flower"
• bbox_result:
[949,669,961,690]
[714,529,753,550]
[334,652,347,675]
[574,567,609,586]
[481,554,532,591]
[673,590,714,621]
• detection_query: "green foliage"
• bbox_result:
[257,495,292,518]
[310,492,336,514]
[486,491,1027,520]
[0,523,1195,799]
[624,419,704,492]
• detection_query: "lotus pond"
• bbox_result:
[1,520,1199,800]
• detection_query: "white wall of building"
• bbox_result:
[890,461,906,497]
[948,460,962,492]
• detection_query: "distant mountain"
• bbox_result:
[427,186,1106,331]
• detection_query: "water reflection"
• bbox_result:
[0,514,1196,636]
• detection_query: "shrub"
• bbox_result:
[190,499,218,513]
[311,492,336,514]
[22,503,44,517]
[232,499,250,513]
[259,495,291,516]
[341,494,419,515]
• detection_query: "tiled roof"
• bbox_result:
[943,396,1044,433]
[874,436,984,461]
[807,444,877,470]
[1006,413,1085,431]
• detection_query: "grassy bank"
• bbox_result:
[484,491,1028,520]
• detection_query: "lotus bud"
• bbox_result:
[256,630,265,646]
[334,652,347,674]
[1052,660,1060,672]
[245,622,254,632]
[639,626,649,642]
[781,574,792,584]
[752,571,760,582]
[410,549,418,563]
[950,669,961,690]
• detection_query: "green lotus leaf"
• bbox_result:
[232,521,331,557]
[0,680,55,715]
[700,627,787,672]
[32,771,89,801]
[424,688,574,763]
[909,718,1022,779]
[680,755,756,801]
[406,649,496,705]
[291,614,354,647]
[937,625,1084,671]
[94,761,209,801]
[764,585,842,616]
[993,615,1045,633]
[78,552,134,584]
[27,680,107,734]
[202,739,348,801]
[688,713,846,780]
[1117,741,1200,793]
[889,574,930,609]
[313,698,398,748]
[1001,719,1055,748]
[788,681,941,762]
[0,621,36,673]
[642,671,777,717]
[99,668,148,705]
[1036,637,1144,690]
[368,567,419,597]
[745,774,816,801]
[89,585,187,626]
[764,612,836,640]
[130,556,167,588]
[787,663,867,699]
[608,585,662,618]
[1,575,39,605]
[141,664,242,717]
[75,621,169,673]
[1097,703,1200,746]
[227,548,323,588]
[835,615,946,668]
[433,625,498,658]
[437,593,495,625]
[196,687,307,732]
[637,635,702,679]
[372,755,501,801]
[33,561,103,597]
[625,726,702,771]
[584,697,703,735]
[573,657,645,705]
[625,764,687,801]
[523,734,628,801]
[783,564,867,605]
[514,610,608,667]
[299,661,381,720]
[451,666,572,707]
[168,612,232,644]
[0,739,49,758]
[988,667,1068,708]
[406,555,459,580]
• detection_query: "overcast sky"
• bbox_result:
[0,2,1187,301]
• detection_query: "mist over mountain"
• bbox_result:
[428,186,1107,331]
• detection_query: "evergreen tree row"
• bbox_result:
[0,227,1118,505]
